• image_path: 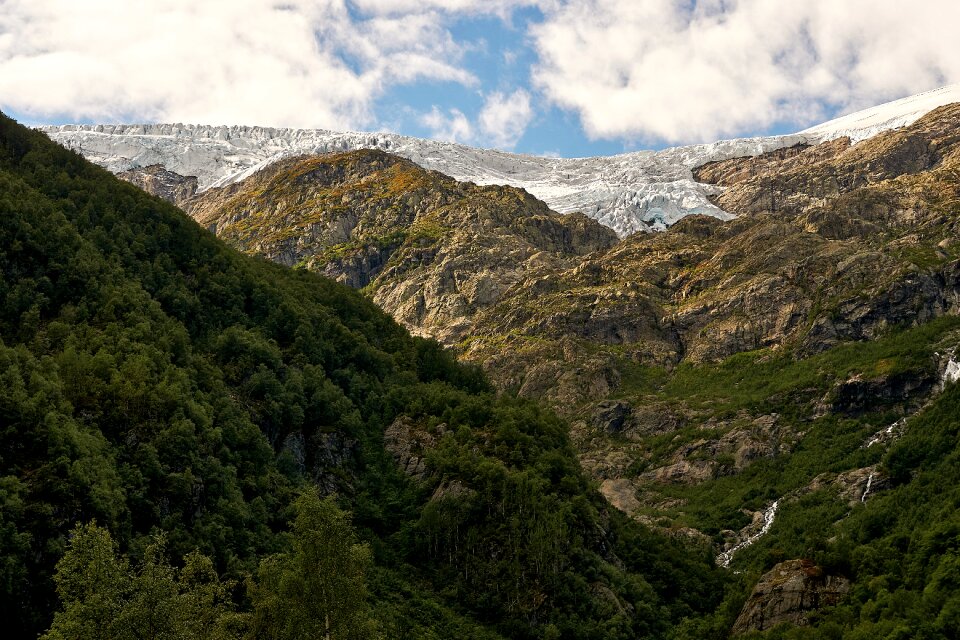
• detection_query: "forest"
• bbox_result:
[0,113,722,638]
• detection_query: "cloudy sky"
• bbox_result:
[2,0,959,156]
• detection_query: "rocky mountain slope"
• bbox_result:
[143,100,960,637]
[457,102,960,522]
[183,149,617,343]
[40,84,960,236]
[181,103,960,407]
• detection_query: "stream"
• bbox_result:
[861,473,875,503]
[717,499,780,568]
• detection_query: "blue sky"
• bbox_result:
[2,1,959,158]
[381,6,628,156]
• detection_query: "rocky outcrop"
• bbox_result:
[383,417,446,480]
[732,559,851,634]
[599,478,642,514]
[320,243,400,288]
[804,466,891,506]
[641,414,788,484]
[591,401,632,434]
[118,164,198,207]
[826,370,938,416]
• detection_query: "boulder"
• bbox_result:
[732,559,850,634]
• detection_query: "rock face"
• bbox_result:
[827,371,938,416]
[642,414,788,484]
[732,560,851,634]
[117,164,198,207]
[805,466,891,506]
[591,401,632,434]
[383,417,447,481]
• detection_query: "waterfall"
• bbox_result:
[865,418,906,448]
[717,500,780,568]
[943,356,960,390]
[861,473,875,503]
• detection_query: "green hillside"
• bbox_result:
[0,113,722,639]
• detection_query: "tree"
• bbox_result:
[43,523,129,640]
[248,490,377,640]
[43,522,239,640]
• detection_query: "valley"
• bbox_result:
[111,103,960,557]
[7,86,960,638]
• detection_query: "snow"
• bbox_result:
[39,84,960,237]
[800,83,960,143]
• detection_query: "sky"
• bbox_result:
[1,0,959,158]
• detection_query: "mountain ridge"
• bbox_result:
[40,84,960,236]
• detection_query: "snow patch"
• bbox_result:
[800,83,960,143]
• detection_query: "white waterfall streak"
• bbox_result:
[861,473,875,503]
[717,500,780,568]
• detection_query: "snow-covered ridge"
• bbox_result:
[800,84,960,143]
[39,84,960,237]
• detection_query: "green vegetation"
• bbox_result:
[606,316,960,638]
[406,215,446,243]
[312,230,408,264]
[675,380,960,639]
[0,113,723,638]
[248,490,377,640]
[43,523,240,640]
[620,317,960,415]
[6,107,960,639]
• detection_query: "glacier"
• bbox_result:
[39,84,960,237]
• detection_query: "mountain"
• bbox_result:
[21,85,960,638]
[183,149,618,344]
[0,112,726,639]
[177,102,960,402]
[40,84,960,236]
[109,100,960,637]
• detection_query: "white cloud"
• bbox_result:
[530,0,960,144]
[418,89,533,150]
[4,0,956,148]
[0,0,495,128]
[479,89,533,149]
[420,106,474,143]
